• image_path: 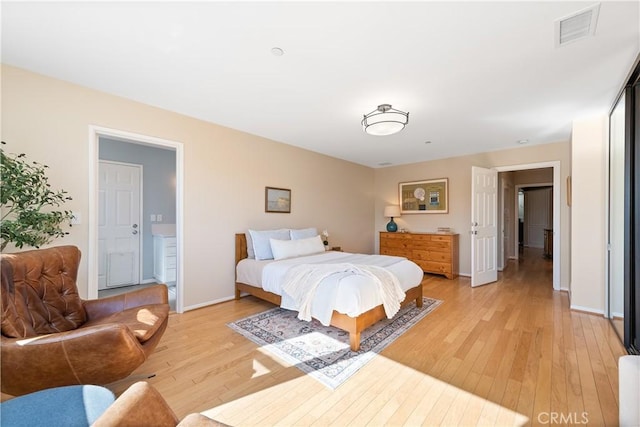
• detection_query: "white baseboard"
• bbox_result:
[569,304,604,315]
[140,278,156,285]
[183,295,236,312]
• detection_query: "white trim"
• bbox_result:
[569,304,605,316]
[495,161,561,291]
[88,125,185,313]
[183,295,237,312]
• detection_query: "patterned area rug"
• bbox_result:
[228,297,442,389]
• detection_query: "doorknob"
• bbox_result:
[132,230,138,235]
[132,224,138,229]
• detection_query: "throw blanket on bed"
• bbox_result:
[281,263,406,322]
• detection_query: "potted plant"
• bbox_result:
[0,141,73,251]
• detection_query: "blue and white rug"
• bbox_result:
[228,297,442,389]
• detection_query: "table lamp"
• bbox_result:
[384,205,401,232]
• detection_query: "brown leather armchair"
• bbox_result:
[93,381,228,427]
[1,245,170,396]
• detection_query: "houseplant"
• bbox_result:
[0,141,73,251]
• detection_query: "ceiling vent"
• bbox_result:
[555,3,600,47]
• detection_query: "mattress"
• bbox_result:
[236,251,424,324]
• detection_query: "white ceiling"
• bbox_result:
[2,2,639,168]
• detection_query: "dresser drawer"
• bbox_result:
[165,268,177,282]
[412,240,451,252]
[413,249,451,263]
[380,231,458,279]
[380,238,412,250]
[165,257,177,268]
[380,247,412,258]
[415,260,452,274]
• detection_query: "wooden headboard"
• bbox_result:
[235,233,248,265]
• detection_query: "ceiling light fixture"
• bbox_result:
[362,104,409,136]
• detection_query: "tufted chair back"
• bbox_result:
[1,245,170,396]
[1,246,86,338]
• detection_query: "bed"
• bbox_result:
[234,233,424,351]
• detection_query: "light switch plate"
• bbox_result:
[70,212,81,225]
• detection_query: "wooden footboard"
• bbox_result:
[235,233,423,351]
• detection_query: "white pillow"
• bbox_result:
[290,227,318,240]
[245,231,256,258]
[270,235,325,260]
[248,229,291,260]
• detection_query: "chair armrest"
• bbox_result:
[93,381,179,427]
[84,285,169,320]
[1,324,146,396]
[178,413,230,427]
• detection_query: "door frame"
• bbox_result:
[88,125,185,313]
[495,161,561,290]
[98,160,144,288]
[498,176,511,271]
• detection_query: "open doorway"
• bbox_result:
[97,138,177,311]
[518,185,553,255]
[88,126,184,313]
[495,162,560,290]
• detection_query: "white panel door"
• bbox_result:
[98,161,142,289]
[471,166,498,287]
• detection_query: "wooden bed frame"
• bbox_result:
[234,233,423,351]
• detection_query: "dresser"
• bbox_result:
[380,231,459,279]
[543,228,553,259]
[153,235,177,283]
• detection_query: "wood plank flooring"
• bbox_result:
[110,248,626,426]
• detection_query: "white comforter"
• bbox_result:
[236,251,424,325]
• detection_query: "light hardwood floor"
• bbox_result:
[111,248,626,426]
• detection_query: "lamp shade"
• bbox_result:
[362,104,409,136]
[384,205,401,218]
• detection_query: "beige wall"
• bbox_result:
[570,115,607,314]
[373,141,572,288]
[3,64,607,313]
[1,65,375,309]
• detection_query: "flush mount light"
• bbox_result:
[362,104,409,136]
[271,47,284,56]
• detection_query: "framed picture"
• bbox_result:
[399,178,448,214]
[265,187,291,213]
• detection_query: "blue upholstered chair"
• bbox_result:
[0,384,115,427]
